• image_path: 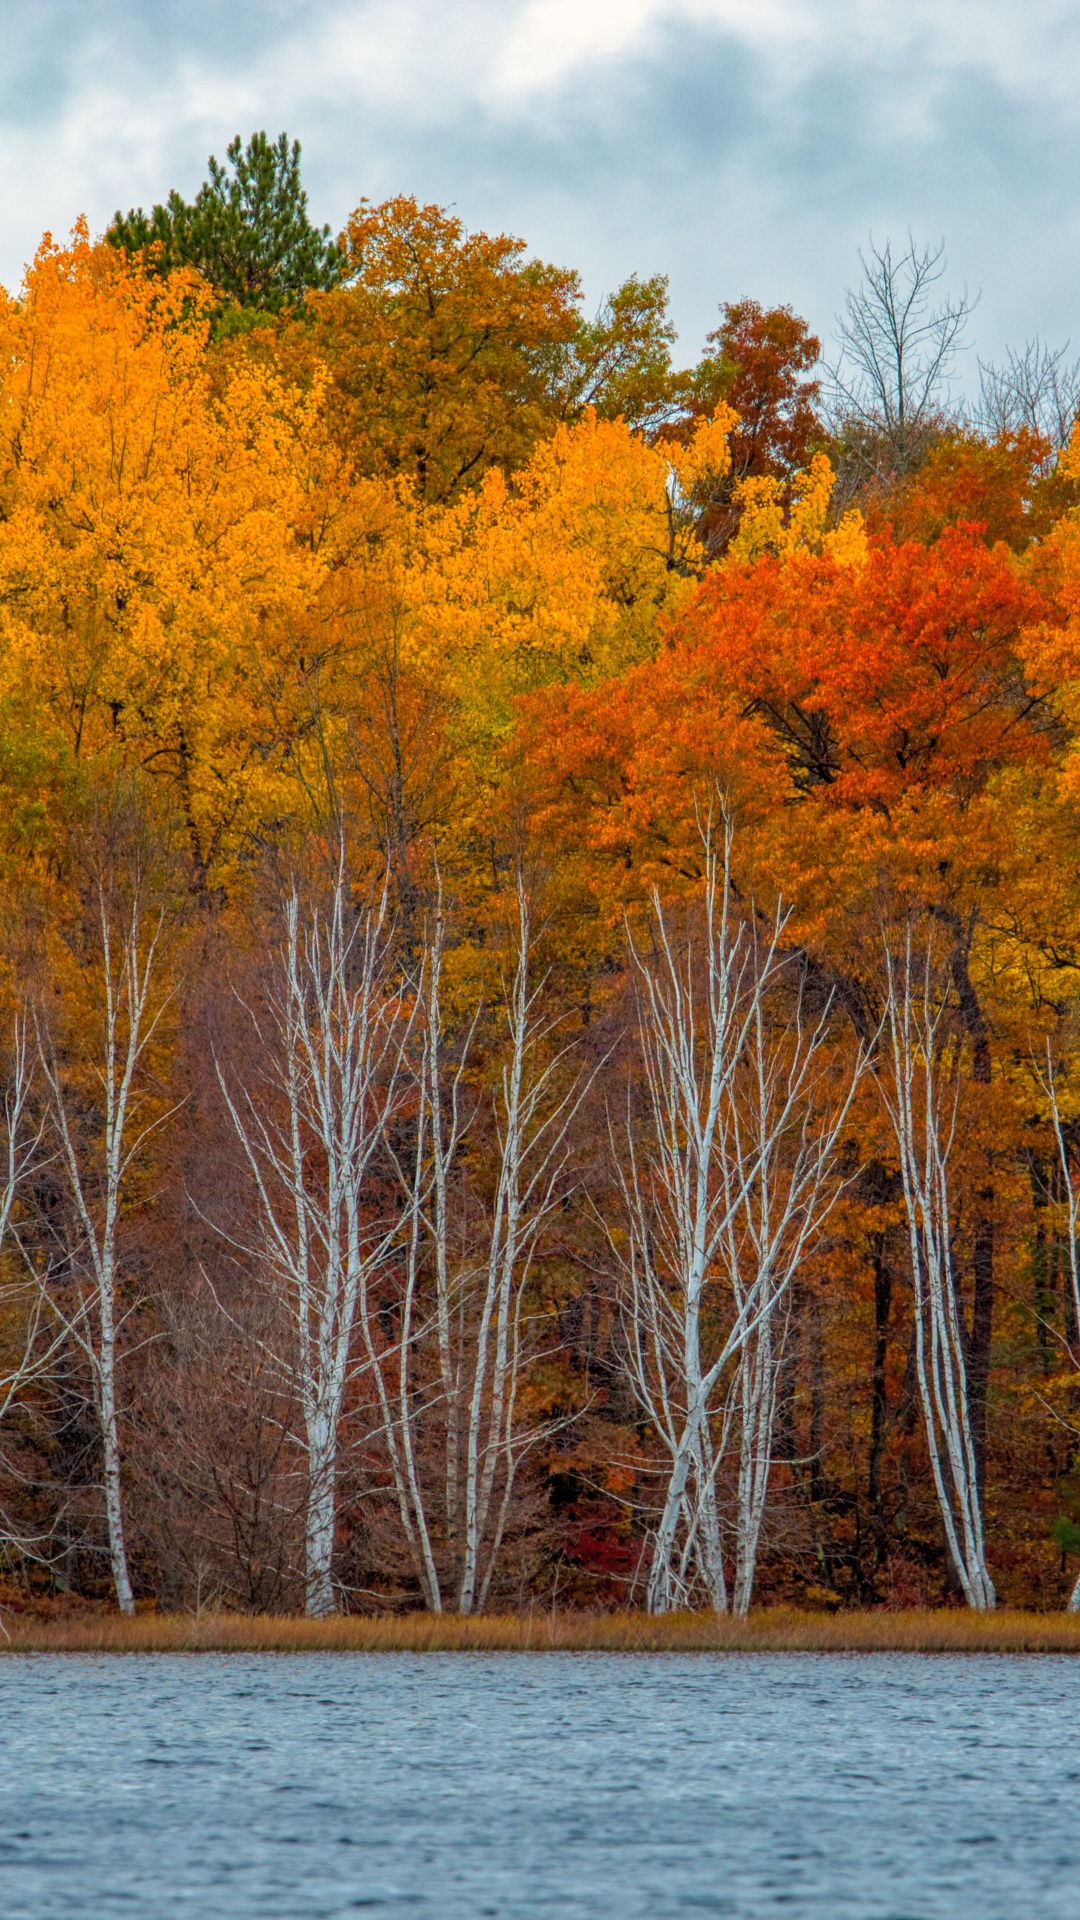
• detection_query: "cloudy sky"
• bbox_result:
[2,0,1077,380]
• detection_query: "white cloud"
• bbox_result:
[0,0,1077,372]
[487,0,1080,95]
[281,0,1080,108]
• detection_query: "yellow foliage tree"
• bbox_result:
[726,451,867,567]
[0,230,738,892]
[0,226,335,885]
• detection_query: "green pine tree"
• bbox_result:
[1053,1515,1080,1557]
[108,131,343,319]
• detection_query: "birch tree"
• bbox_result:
[372,895,473,1612]
[0,1020,43,1418]
[455,881,589,1614]
[377,878,588,1613]
[217,860,411,1618]
[618,815,861,1614]
[724,986,860,1613]
[1035,1040,1080,1611]
[0,1018,63,1567]
[35,887,174,1616]
[879,933,995,1610]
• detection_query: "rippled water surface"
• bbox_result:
[0,1651,1076,1917]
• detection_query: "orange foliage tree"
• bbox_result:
[4,184,1080,1617]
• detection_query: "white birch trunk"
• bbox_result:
[36,888,172,1616]
[98,1310,134,1615]
[1041,1040,1080,1356]
[880,936,995,1611]
[456,880,586,1615]
[621,821,765,1613]
[0,1020,45,1424]
[376,877,586,1614]
[733,1315,779,1617]
[379,898,477,1611]
[426,937,463,1546]
[304,1416,340,1620]
[0,1020,67,1574]
[619,807,863,1615]
[1035,1041,1080,1612]
[218,856,410,1618]
[722,985,858,1615]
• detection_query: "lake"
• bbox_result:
[0,1651,1075,1917]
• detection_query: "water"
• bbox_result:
[0,1651,1076,1917]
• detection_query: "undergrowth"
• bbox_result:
[5,1608,1080,1654]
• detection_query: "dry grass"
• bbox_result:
[5,1606,1080,1655]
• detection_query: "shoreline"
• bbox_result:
[5,1607,1080,1655]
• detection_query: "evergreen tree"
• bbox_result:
[108,131,343,316]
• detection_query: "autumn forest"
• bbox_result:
[3,132,1080,1622]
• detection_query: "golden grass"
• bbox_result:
[5,1606,1080,1655]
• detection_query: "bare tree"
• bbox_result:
[723,975,861,1614]
[455,881,588,1614]
[978,339,1080,460]
[616,813,862,1614]
[386,879,584,1612]
[374,892,473,1612]
[879,933,995,1610]
[34,886,175,1615]
[0,1019,64,1574]
[1034,1040,1080,1611]
[0,1021,45,1419]
[376,876,591,1613]
[216,855,411,1618]
[830,236,972,478]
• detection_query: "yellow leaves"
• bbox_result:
[1019,425,1080,804]
[726,451,867,566]
[668,403,736,500]
[1036,435,1080,633]
[825,502,871,568]
[0,229,337,881]
[0,232,733,886]
[1060,423,1080,488]
[724,474,787,562]
[314,195,581,503]
[359,411,701,727]
[280,409,716,877]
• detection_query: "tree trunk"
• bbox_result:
[733,1318,779,1616]
[882,932,995,1609]
[868,1238,892,1578]
[304,1432,337,1619]
[948,923,994,1496]
[99,1356,134,1616]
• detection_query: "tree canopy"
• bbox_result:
[5,175,1080,1622]
[108,131,343,318]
